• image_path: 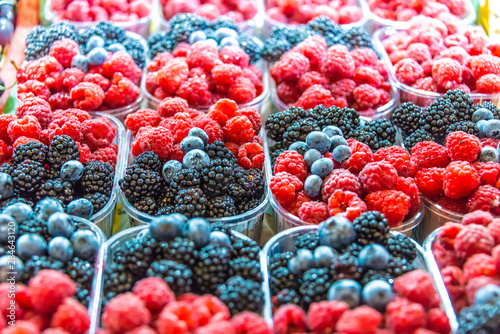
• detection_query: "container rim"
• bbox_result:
[421,195,466,221]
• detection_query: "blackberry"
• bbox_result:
[132,197,158,216]
[122,38,146,68]
[360,269,394,286]
[12,141,48,165]
[314,106,360,136]
[81,161,114,196]
[204,141,238,164]
[299,268,332,309]
[160,237,198,267]
[403,128,435,151]
[75,287,91,307]
[169,13,209,31]
[77,26,106,51]
[119,166,163,202]
[262,38,291,63]
[102,263,135,304]
[472,101,500,119]
[419,98,458,142]
[25,23,78,60]
[122,236,160,277]
[11,160,45,195]
[393,102,423,136]
[331,253,363,282]
[386,257,414,278]
[349,128,379,151]
[159,185,177,207]
[65,257,94,289]
[217,276,264,316]
[0,163,14,175]
[194,244,230,293]
[442,89,474,121]
[365,119,396,144]
[170,169,201,193]
[343,242,363,257]
[294,232,320,252]
[239,33,262,63]
[265,107,307,141]
[446,121,480,137]
[210,221,231,235]
[248,168,265,198]
[269,252,295,272]
[271,25,314,46]
[352,211,390,246]
[206,196,237,218]
[149,38,175,58]
[270,142,286,167]
[25,26,47,60]
[283,117,320,146]
[386,234,417,261]
[169,23,194,44]
[84,192,109,213]
[96,21,126,44]
[1,197,34,211]
[210,15,238,30]
[231,237,260,261]
[147,260,193,295]
[175,188,207,218]
[458,303,500,334]
[377,140,393,150]
[229,167,256,201]
[132,151,162,173]
[229,257,262,282]
[35,178,75,205]
[201,158,234,196]
[270,266,298,295]
[341,27,373,50]
[275,289,301,308]
[237,198,261,215]
[156,205,175,216]
[48,135,80,173]
[307,16,343,36]
[21,256,64,283]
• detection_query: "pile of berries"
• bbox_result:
[368,0,469,22]
[160,0,257,23]
[431,210,500,333]
[265,0,362,25]
[271,35,391,113]
[50,0,152,23]
[0,203,100,308]
[121,98,265,218]
[268,215,451,333]
[102,215,264,318]
[382,16,500,95]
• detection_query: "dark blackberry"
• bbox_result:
[132,197,159,216]
[170,169,201,194]
[149,39,176,59]
[0,163,14,175]
[331,253,363,281]
[210,15,238,30]
[229,257,262,282]
[147,31,169,50]
[122,38,146,68]
[458,303,500,334]
[160,237,198,267]
[283,117,320,146]
[442,89,474,121]
[206,196,237,218]
[349,128,379,151]
[229,167,256,201]
[201,158,234,196]
[307,16,343,36]
[275,289,301,308]
[147,260,193,296]
[48,135,80,173]
[26,23,78,60]
[265,107,307,141]
[299,268,332,310]
[271,25,314,46]
[12,141,48,165]
[386,257,414,278]
[96,21,126,44]
[238,33,262,63]
[35,178,74,205]
[364,119,396,144]
[419,98,458,142]
[386,234,417,262]
[270,142,286,167]
[156,205,175,216]
[0,197,34,211]
[472,101,500,119]
[194,244,230,293]
[11,160,45,195]
[77,26,106,51]
[204,141,238,164]
[159,185,177,207]
[122,236,160,277]
[446,121,480,137]
[169,23,194,43]
[102,263,135,304]
[210,221,231,235]
[393,102,423,136]
[294,232,320,252]
[217,276,264,316]
[247,168,265,198]
[21,256,64,283]
[261,38,291,63]
[65,257,94,289]
[75,287,91,307]
[360,269,394,286]
[132,151,162,173]
[81,161,114,196]
[340,27,373,50]
[343,242,363,257]
[169,13,209,31]
[119,166,163,202]
[270,266,298,295]
[230,237,260,261]
[237,198,261,215]
[377,140,393,150]
[84,192,109,213]
[269,252,294,272]
[175,188,207,218]
[403,129,435,151]
[352,211,390,246]
[313,106,361,136]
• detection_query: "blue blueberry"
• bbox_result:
[362,280,394,312]
[0,4,13,20]
[17,233,47,261]
[472,108,495,123]
[479,147,499,163]
[358,244,390,270]
[332,145,351,163]
[181,136,204,153]
[328,279,361,309]
[475,284,500,305]
[87,47,108,66]
[183,149,210,171]
[215,27,238,41]
[162,160,183,183]
[219,37,239,48]
[48,237,73,262]
[170,213,188,224]
[188,127,209,145]
[311,158,334,178]
[318,215,356,250]
[0,255,23,282]
[314,245,338,267]
[108,43,126,53]
[306,131,331,154]
[47,212,75,238]
[0,18,13,47]
[71,54,89,72]
[150,214,185,242]
[477,119,489,135]
[189,30,207,44]
[288,249,315,274]
[183,217,211,248]
[304,149,322,169]
[304,175,323,198]
[60,160,84,182]
[330,135,349,151]
[70,230,99,261]
[0,214,16,244]
[289,141,309,156]
[322,126,343,138]
[35,198,64,222]
[204,38,219,49]
[483,119,500,139]
[0,172,13,201]
[209,231,231,248]
[66,199,94,219]
[3,203,33,224]
[86,35,105,52]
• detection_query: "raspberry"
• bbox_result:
[270,172,303,206]
[238,143,264,169]
[132,126,174,161]
[443,161,480,199]
[0,114,15,143]
[47,92,73,110]
[441,266,466,301]
[411,141,450,169]
[159,114,194,143]
[352,67,384,88]
[285,191,311,216]
[176,76,212,107]
[70,82,105,111]
[0,141,11,164]
[413,77,438,91]
[462,210,493,226]
[47,117,83,142]
[168,143,185,162]
[437,222,464,250]
[231,312,271,334]
[394,59,424,85]
[470,54,500,79]
[207,99,240,127]
[406,43,432,64]
[156,97,188,119]
[20,56,63,83]
[228,77,257,104]
[306,301,348,334]
[225,142,240,158]
[297,201,329,225]
[394,177,421,216]
[126,327,156,334]
[103,293,151,333]
[291,35,327,71]
[238,107,261,133]
[192,295,230,326]
[157,301,200,334]
[53,68,85,93]
[50,298,90,334]
[481,137,500,148]
[242,68,263,95]
[272,52,310,84]
[445,131,481,162]
[212,64,243,86]
[454,224,495,259]
[29,270,76,314]
[465,254,498,285]
[467,185,500,215]
[366,190,411,227]
[105,72,141,109]
[53,108,91,124]
[223,116,255,145]
[374,146,417,177]
[132,277,175,312]
[91,147,117,168]
[274,151,308,181]
[465,275,499,304]
[125,109,162,136]
[41,329,70,334]
[386,299,426,334]
[493,245,500,273]
[273,304,307,334]
[352,84,381,110]
[297,71,328,92]
[156,58,189,95]
[488,219,500,243]
[394,270,441,308]
[476,73,500,94]
[7,115,42,142]
[473,162,500,186]
[186,41,219,72]
[1,321,39,334]
[341,139,374,175]
[219,46,250,68]
[148,52,174,72]
[350,49,378,68]
[415,167,445,199]
[433,242,462,269]
[102,51,142,86]
[294,84,335,110]
[193,117,224,144]
[327,189,367,221]
[83,73,110,91]
[431,58,462,89]
[321,45,355,80]
[17,80,51,101]
[329,78,356,101]
[16,97,53,129]
[336,306,382,334]
[81,118,115,150]
[359,161,398,193]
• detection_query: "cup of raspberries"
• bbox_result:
[261,217,452,334]
[374,16,500,108]
[0,202,105,333]
[44,0,152,37]
[98,215,267,333]
[0,107,126,237]
[424,210,500,333]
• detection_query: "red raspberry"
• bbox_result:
[445,131,481,162]
[349,49,378,69]
[411,141,450,168]
[81,118,115,150]
[105,72,141,109]
[437,222,465,250]
[223,116,255,145]
[160,114,194,143]
[103,293,151,333]
[30,270,76,314]
[352,67,384,88]
[473,162,500,186]
[7,115,42,142]
[464,253,498,282]
[425,308,451,334]
[12,136,41,149]
[406,43,432,64]
[273,304,307,334]
[366,190,411,227]
[341,139,374,174]
[53,108,91,124]
[285,191,311,216]
[465,275,499,304]
[84,73,110,91]
[172,43,190,57]
[481,137,500,148]
[395,59,424,85]
[186,41,219,71]
[297,71,328,92]
[231,312,271,334]
[157,301,200,334]
[291,35,327,71]
[476,73,500,94]
[493,245,500,273]
[48,92,73,110]
[352,84,381,110]
[434,241,462,269]
[0,114,15,143]
[47,117,83,142]
[133,277,175,312]
[238,107,261,133]
[53,68,85,92]
[437,196,468,214]
[176,76,212,107]
[125,109,161,136]
[270,172,303,206]
[132,126,174,160]
[294,84,335,109]
[219,46,250,68]
[395,177,421,216]
[207,99,240,127]
[1,321,38,334]
[297,201,329,225]
[157,97,188,119]
[359,161,398,193]
[17,79,51,100]
[374,146,417,177]
[192,295,230,326]
[19,56,63,83]
[462,210,493,226]
[50,298,90,334]
[329,78,356,102]
[321,45,355,80]
[272,52,310,84]
[470,54,500,79]
[0,141,11,164]
[336,305,382,334]
[228,77,257,104]
[156,58,189,94]
[148,52,174,72]
[394,270,441,308]
[91,147,117,168]
[193,117,224,144]
[16,97,53,129]
[41,329,70,334]
[413,77,438,92]
[212,64,243,86]
[454,224,495,259]
[431,58,462,89]
[274,151,307,181]
[443,161,480,199]
[277,81,300,105]
[125,326,156,334]
[467,185,500,214]
[441,266,466,301]
[386,298,426,334]
[307,301,348,334]
[238,143,264,169]
[70,82,105,111]
[168,143,185,162]
[102,51,142,85]
[487,219,500,243]
[327,189,367,221]
[338,5,362,23]
[415,167,445,199]
[242,67,263,95]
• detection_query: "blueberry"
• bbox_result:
[189,30,207,44]
[108,43,126,53]
[170,213,188,224]
[70,230,99,261]
[475,284,500,305]
[479,147,499,163]
[204,38,219,49]
[183,217,211,248]
[86,35,105,51]
[477,119,488,136]
[289,141,309,156]
[3,203,33,224]
[188,127,209,145]
[332,145,351,163]
[48,236,73,262]
[180,136,204,153]
[0,214,16,244]
[150,214,185,242]
[209,231,231,248]
[0,4,13,20]
[288,249,315,274]
[0,255,23,282]
[328,279,361,309]
[306,131,331,154]
[311,158,334,178]
[60,160,84,182]
[215,27,238,41]
[183,149,210,171]
[304,174,323,198]
[219,37,239,48]
[17,233,47,261]
[472,108,495,123]
[330,135,349,151]
[66,199,94,219]
[318,215,356,250]
[48,212,75,238]
[87,47,108,66]
[483,119,500,139]
[0,172,13,201]
[323,126,343,138]
[35,198,64,222]
[314,245,338,267]
[0,18,13,47]
[358,244,390,270]
[362,280,394,311]
[162,160,183,183]
[304,149,322,169]
[71,54,89,72]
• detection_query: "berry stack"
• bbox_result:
[265,214,452,334]
[428,210,500,333]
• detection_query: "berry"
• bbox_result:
[318,216,356,250]
[365,190,411,227]
[274,151,307,181]
[336,306,382,334]
[70,82,105,111]
[298,201,329,225]
[132,126,174,161]
[443,161,480,199]
[374,146,417,177]
[102,293,151,333]
[359,162,398,193]
[104,73,141,109]
[395,59,424,85]
[50,297,91,334]
[29,270,76,313]
[454,224,495,259]
[102,51,142,85]
[341,139,374,175]
[415,167,445,199]
[7,115,42,142]
[411,141,450,169]
[327,189,366,222]
[467,185,500,214]
[273,305,307,334]
[394,270,441,309]
[223,116,255,145]
[321,169,362,202]
[445,131,481,162]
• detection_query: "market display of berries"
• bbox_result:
[161,0,257,23]
[381,16,500,95]
[431,211,500,333]
[367,0,469,22]
[267,217,451,333]
[0,2,14,48]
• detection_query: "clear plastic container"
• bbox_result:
[373,27,500,109]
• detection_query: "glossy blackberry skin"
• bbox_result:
[122,38,146,68]
[48,135,80,174]
[102,263,135,305]
[239,33,263,63]
[230,237,260,261]
[210,16,238,30]
[0,163,14,175]
[269,252,295,273]
[446,121,480,137]
[160,237,198,267]
[25,23,78,60]
[377,140,392,150]
[0,197,34,211]
[386,257,415,278]
[201,158,234,196]
[294,232,319,252]
[217,276,264,316]
[210,221,231,234]
[170,169,201,194]
[365,119,396,144]
[403,129,435,151]
[21,256,64,283]
[283,117,320,146]
[229,258,262,282]
[458,304,500,334]
[206,196,236,218]
[204,141,238,164]
[66,257,94,290]
[121,236,160,277]
[271,266,298,295]
[175,188,208,218]
[299,268,332,310]
[349,128,379,151]
[119,166,163,202]
[193,244,230,293]
[270,142,286,168]
[331,253,363,282]
[237,198,261,215]
[84,192,109,213]
[156,205,175,216]
[132,151,162,173]
[352,211,390,246]
[262,39,292,63]
[132,197,159,216]
[265,107,307,141]
[442,89,474,121]
[248,168,265,197]
[393,102,423,136]
[308,16,343,36]
[11,160,45,195]
[35,178,75,205]
[147,260,193,296]
[275,289,301,308]
[96,21,126,45]
[360,269,394,286]
[312,106,360,137]
[81,161,114,196]
[386,234,417,262]
[12,141,48,165]
[343,242,363,257]
[419,98,458,142]
[230,167,256,201]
